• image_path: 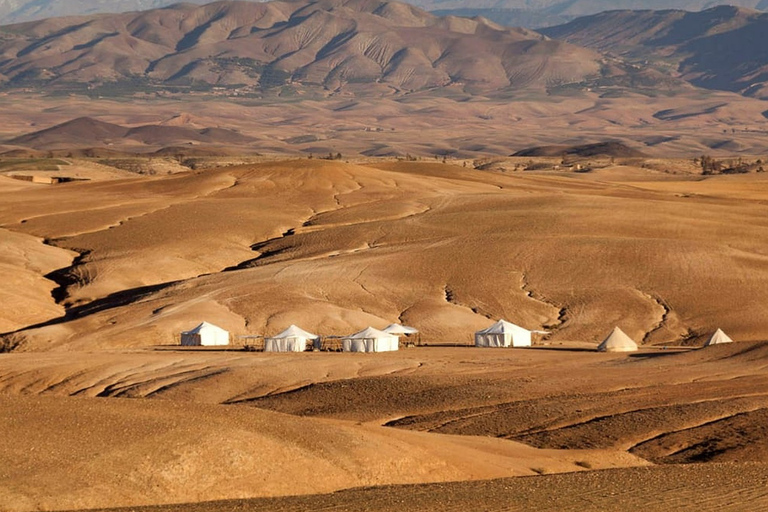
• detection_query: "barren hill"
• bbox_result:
[2,0,767,26]
[4,156,768,510]
[6,116,255,149]
[513,141,647,158]
[542,5,768,98]
[0,0,605,95]
[5,158,768,351]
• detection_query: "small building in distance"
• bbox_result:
[475,320,533,348]
[343,327,399,353]
[180,321,230,346]
[264,325,318,352]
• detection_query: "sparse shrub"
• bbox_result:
[0,333,24,353]
[700,154,723,175]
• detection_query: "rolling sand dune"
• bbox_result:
[74,463,768,512]
[2,393,645,511]
[3,157,768,511]
[4,159,768,349]
[2,344,768,510]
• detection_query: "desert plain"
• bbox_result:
[2,154,768,511]
[2,1,768,509]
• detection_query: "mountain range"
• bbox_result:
[0,0,605,95]
[0,1,765,99]
[0,0,767,26]
[542,5,768,99]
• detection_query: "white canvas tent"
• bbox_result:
[382,323,419,335]
[597,327,638,352]
[264,324,318,352]
[703,328,733,347]
[342,327,399,353]
[180,321,230,346]
[474,320,533,348]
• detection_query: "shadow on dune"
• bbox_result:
[0,281,180,338]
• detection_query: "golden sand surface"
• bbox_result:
[1,344,768,511]
[2,158,768,511]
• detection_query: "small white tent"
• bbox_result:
[264,325,318,352]
[180,321,229,346]
[703,328,733,347]
[382,323,419,335]
[342,327,399,353]
[475,320,532,348]
[597,327,638,352]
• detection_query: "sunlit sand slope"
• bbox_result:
[3,160,768,349]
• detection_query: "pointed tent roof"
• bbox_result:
[270,324,318,339]
[597,327,638,352]
[476,319,531,335]
[344,326,395,339]
[382,323,419,335]
[703,328,733,347]
[182,321,228,335]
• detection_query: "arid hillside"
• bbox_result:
[3,157,768,511]
[0,0,603,95]
[4,157,768,351]
[6,117,256,150]
[2,0,767,25]
[543,5,768,99]
[0,2,767,158]
[2,340,768,510]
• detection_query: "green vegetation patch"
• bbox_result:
[0,158,70,171]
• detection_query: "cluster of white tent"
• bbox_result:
[180,320,735,353]
[179,322,419,353]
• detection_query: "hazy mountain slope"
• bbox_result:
[542,5,768,98]
[0,0,206,24]
[431,8,573,29]
[2,0,767,25]
[430,0,768,29]
[415,0,768,14]
[0,0,604,94]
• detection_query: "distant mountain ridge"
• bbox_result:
[1,0,767,26]
[542,5,768,99]
[0,0,606,95]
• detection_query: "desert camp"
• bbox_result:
[3,0,768,510]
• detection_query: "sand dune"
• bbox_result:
[4,159,768,350]
[71,463,768,512]
[2,344,768,510]
[0,226,76,333]
[0,349,659,511]
[3,157,768,510]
